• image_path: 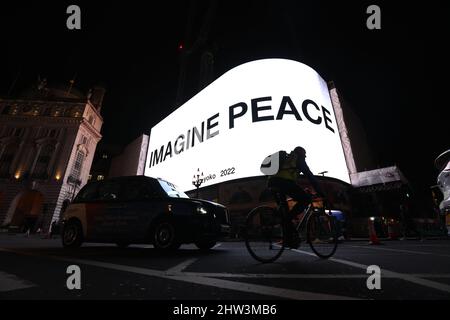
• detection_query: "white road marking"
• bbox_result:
[57,256,358,300]
[291,248,450,294]
[4,244,450,298]
[0,271,36,292]
[164,241,225,274]
[182,272,450,279]
[165,258,198,274]
[406,244,450,247]
[412,274,450,278]
[349,245,450,258]
[181,272,371,279]
[0,248,357,300]
[166,274,359,300]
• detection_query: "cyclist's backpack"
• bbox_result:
[260,150,288,176]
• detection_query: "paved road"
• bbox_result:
[1,234,450,300]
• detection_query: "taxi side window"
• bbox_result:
[75,182,99,202]
[140,182,159,199]
[121,180,158,201]
[98,181,120,201]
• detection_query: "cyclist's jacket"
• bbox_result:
[272,151,298,181]
[270,151,325,196]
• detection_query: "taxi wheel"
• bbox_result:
[153,221,180,250]
[195,240,216,250]
[62,220,83,248]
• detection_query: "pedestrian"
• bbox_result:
[50,220,59,238]
[399,202,423,240]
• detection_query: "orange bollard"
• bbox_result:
[368,218,381,245]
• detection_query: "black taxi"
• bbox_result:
[61,176,230,250]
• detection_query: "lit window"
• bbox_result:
[71,151,84,180]
[97,175,104,181]
[32,144,55,179]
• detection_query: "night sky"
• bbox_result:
[0,1,447,201]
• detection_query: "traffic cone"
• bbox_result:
[368,218,381,245]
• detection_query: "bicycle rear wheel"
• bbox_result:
[244,206,285,263]
[307,208,338,259]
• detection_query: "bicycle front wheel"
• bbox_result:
[307,209,338,259]
[244,206,285,263]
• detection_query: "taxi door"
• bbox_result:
[90,180,122,241]
[116,179,161,242]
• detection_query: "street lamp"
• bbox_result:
[192,168,204,198]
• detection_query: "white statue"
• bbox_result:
[436,150,450,219]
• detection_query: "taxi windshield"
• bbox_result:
[158,180,189,198]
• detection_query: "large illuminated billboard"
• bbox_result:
[144,59,350,191]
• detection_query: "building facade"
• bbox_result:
[0,82,104,232]
[109,134,149,178]
[88,142,123,182]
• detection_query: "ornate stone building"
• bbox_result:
[0,81,104,232]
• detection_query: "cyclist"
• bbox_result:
[267,146,326,248]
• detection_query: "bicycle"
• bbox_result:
[244,189,338,263]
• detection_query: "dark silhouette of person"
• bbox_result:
[268,146,326,248]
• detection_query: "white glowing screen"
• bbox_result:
[145,59,350,191]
